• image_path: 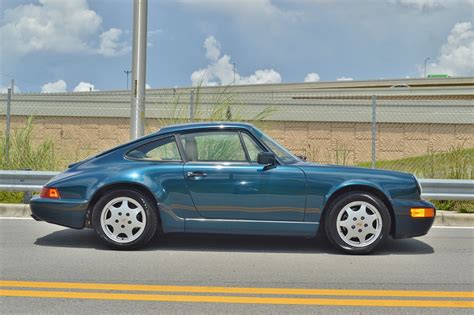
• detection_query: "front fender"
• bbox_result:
[324,179,390,204]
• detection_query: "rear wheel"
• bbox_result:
[324,192,391,254]
[92,189,158,250]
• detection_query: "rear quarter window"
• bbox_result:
[126,137,181,161]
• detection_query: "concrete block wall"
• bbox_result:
[0,116,472,168]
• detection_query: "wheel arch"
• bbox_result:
[320,184,396,236]
[86,182,161,228]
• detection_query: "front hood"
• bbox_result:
[298,162,414,179]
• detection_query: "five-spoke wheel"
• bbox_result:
[92,189,158,250]
[325,192,391,254]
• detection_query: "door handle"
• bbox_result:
[186,171,207,178]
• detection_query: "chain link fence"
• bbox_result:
[0,86,473,180]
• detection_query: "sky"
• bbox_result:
[0,0,473,93]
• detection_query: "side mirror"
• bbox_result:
[257,152,276,167]
[297,155,307,161]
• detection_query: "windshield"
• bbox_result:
[254,128,299,164]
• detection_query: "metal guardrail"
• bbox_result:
[0,170,472,201]
[0,171,59,192]
[418,179,474,201]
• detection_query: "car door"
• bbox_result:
[181,130,306,221]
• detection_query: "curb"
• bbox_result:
[0,204,32,217]
[434,210,473,227]
[0,204,472,227]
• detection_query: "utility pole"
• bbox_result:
[124,70,132,89]
[10,78,14,94]
[424,57,430,78]
[130,0,148,140]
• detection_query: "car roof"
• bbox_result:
[156,122,256,135]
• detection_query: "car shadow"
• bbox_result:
[34,228,434,255]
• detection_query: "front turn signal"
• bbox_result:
[410,208,435,218]
[40,187,61,199]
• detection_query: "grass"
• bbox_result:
[433,200,474,213]
[0,116,58,203]
[358,146,473,212]
[154,84,276,127]
[358,146,473,180]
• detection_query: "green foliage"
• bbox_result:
[1,116,57,171]
[156,83,276,127]
[358,146,473,212]
[327,141,353,166]
[0,116,58,203]
[432,200,474,213]
[194,133,245,161]
[358,146,473,180]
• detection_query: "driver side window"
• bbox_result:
[180,131,247,162]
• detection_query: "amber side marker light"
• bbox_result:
[410,208,435,218]
[40,187,61,199]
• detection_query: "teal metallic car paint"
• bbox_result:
[29,198,88,229]
[183,163,306,221]
[30,122,435,239]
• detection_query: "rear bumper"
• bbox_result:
[30,197,89,229]
[392,199,436,239]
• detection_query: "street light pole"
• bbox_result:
[232,62,236,85]
[124,70,132,89]
[130,0,148,140]
[424,57,430,78]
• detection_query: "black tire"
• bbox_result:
[324,192,391,255]
[92,189,158,250]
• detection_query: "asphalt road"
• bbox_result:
[0,218,473,314]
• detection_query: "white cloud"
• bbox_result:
[0,0,129,59]
[191,36,281,86]
[304,73,320,82]
[425,21,474,77]
[146,83,151,89]
[73,81,98,92]
[98,28,130,57]
[41,80,67,93]
[204,36,221,61]
[336,77,354,81]
[239,69,282,85]
[395,0,473,10]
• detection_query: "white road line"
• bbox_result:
[431,225,474,229]
[0,217,33,220]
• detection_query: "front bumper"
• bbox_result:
[30,197,89,229]
[392,199,436,239]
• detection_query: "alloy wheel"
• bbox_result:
[336,201,382,248]
[100,197,147,243]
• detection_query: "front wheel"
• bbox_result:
[324,192,391,254]
[92,189,158,250]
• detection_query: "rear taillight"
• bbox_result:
[40,187,61,199]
